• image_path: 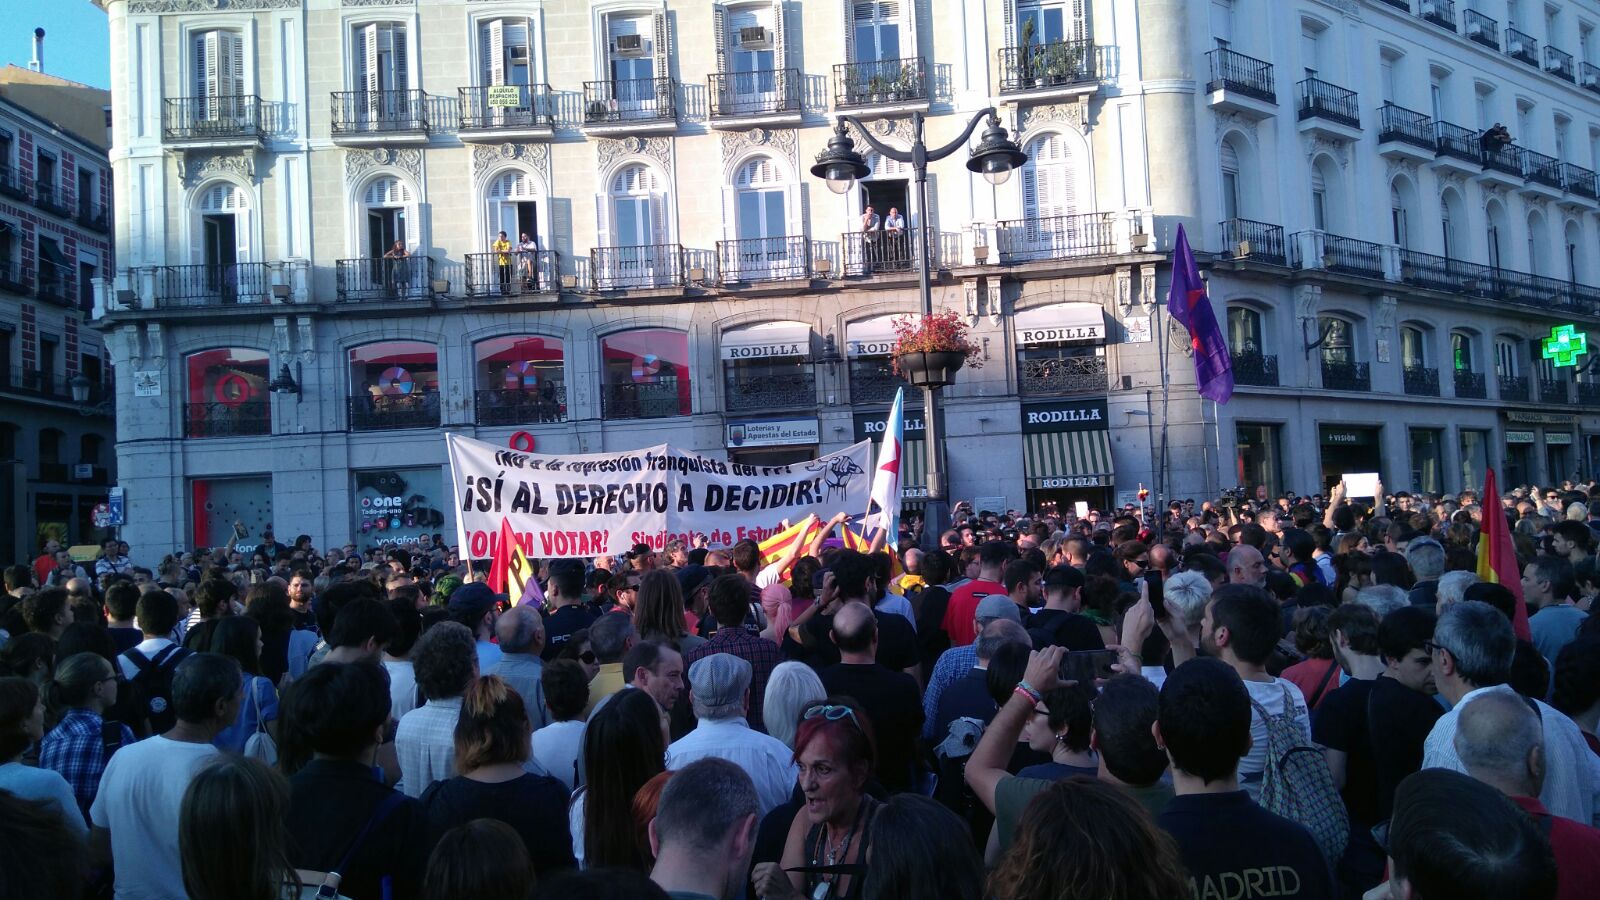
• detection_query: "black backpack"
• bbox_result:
[124,644,192,734]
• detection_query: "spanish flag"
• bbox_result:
[1475,468,1531,641]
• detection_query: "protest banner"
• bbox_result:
[446,433,875,560]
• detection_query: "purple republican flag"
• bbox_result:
[1166,223,1234,404]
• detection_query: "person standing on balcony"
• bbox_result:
[493,232,514,295]
[383,240,411,296]
[861,205,880,272]
[885,207,907,265]
[518,233,540,291]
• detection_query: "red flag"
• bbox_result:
[1475,468,1531,641]
[488,517,517,595]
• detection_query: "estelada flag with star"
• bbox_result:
[1166,223,1234,404]
[864,388,905,541]
[487,517,537,605]
[1475,468,1531,641]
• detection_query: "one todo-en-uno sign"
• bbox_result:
[446,433,874,559]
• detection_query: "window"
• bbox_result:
[1210,0,1233,48]
[1300,20,1323,78]
[1020,1,1084,44]
[853,1,903,62]
[721,321,815,413]
[1227,306,1263,353]
[0,131,12,174]
[37,238,67,301]
[1379,50,1398,105]
[735,157,787,241]
[1486,200,1507,268]
[726,156,800,281]
[1555,116,1570,161]
[36,150,56,194]
[485,170,540,251]
[1236,424,1283,499]
[1495,339,1519,377]
[603,163,666,251]
[600,329,691,419]
[348,341,440,431]
[1460,429,1490,493]
[474,335,565,425]
[1475,84,1493,131]
[362,176,412,260]
[1452,332,1475,371]
[1401,325,1427,368]
[192,29,243,103]
[478,18,532,88]
[1429,77,1444,123]
[727,3,778,88]
[1310,167,1327,231]
[1390,185,1408,248]
[80,434,103,467]
[196,182,251,277]
[604,11,667,109]
[1220,139,1240,221]
[1410,428,1443,494]
[38,429,62,466]
[1318,316,1352,364]
[1527,211,1549,275]
[1440,193,1457,259]
[1022,133,1077,224]
[353,22,408,94]
[184,347,270,438]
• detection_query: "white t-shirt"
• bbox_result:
[90,736,220,900]
[384,658,419,722]
[1238,676,1311,797]
[531,719,585,792]
[0,761,86,838]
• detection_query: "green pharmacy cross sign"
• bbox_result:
[1542,324,1589,368]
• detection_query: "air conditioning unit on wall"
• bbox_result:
[612,34,645,55]
[738,26,770,48]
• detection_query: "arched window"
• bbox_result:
[1220,138,1241,221]
[1400,324,1428,368]
[596,164,672,288]
[1495,338,1520,378]
[1565,221,1583,283]
[724,157,802,282]
[1440,190,1463,259]
[1527,211,1550,276]
[79,434,103,467]
[184,347,270,438]
[1485,199,1509,269]
[348,341,440,431]
[1310,156,1342,232]
[485,170,540,249]
[600,329,691,419]
[735,157,787,241]
[1318,315,1366,389]
[193,182,252,276]
[1227,306,1264,353]
[1389,179,1417,249]
[37,428,62,466]
[1022,132,1078,223]
[1451,331,1475,372]
[474,335,566,425]
[362,176,412,259]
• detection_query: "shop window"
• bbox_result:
[352,466,447,554]
[190,476,272,554]
[184,347,270,438]
[600,329,690,419]
[348,341,440,431]
[475,335,566,425]
[1236,423,1282,498]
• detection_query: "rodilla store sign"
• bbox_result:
[1022,398,1109,434]
[852,406,939,442]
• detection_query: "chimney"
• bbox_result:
[29,27,43,73]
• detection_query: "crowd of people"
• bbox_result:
[3,479,1600,899]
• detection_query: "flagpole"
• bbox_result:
[1156,284,1170,523]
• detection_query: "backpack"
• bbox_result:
[1247,683,1349,863]
[124,644,193,734]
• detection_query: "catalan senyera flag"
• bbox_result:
[758,514,823,581]
[1475,468,1532,641]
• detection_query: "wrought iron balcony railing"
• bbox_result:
[1584,62,1600,92]
[33,181,72,217]
[1375,0,1409,9]
[475,385,568,425]
[998,39,1097,93]
[1298,77,1360,129]
[1563,164,1598,198]
[1219,218,1288,266]
[162,95,264,142]
[1520,147,1563,189]
[1206,48,1275,102]
[1539,378,1569,404]
[1480,140,1522,178]
[185,401,270,439]
[1396,249,1600,316]
[457,84,556,132]
[834,57,927,108]
[1321,359,1370,392]
[591,244,685,290]
[995,212,1117,264]
[0,259,30,295]
[1464,10,1500,50]
[1578,381,1600,407]
[1,366,63,399]
[76,200,109,233]
[1231,349,1279,387]
[1454,369,1487,399]
[601,380,689,420]
[1403,365,1440,397]
[849,367,913,404]
[842,229,921,275]
[348,393,441,431]
[708,68,802,118]
[1020,354,1109,395]
[153,263,272,308]
[582,77,677,124]
[34,261,71,306]
[1295,233,1385,279]
[724,371,817,413]
[336,256,437,301]
[0,165,28,201]
[464,250,559,297]
[1433,120,1481,164]
[1506,28,1538,66]
[1378,103,1434,150]
[1420,0,1456,31]
[1545,46,1576,81]
[331,89,430,135]
[1499,374,1530,402]
[716,236,810,284]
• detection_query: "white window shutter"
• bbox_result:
[713,6,728,76]
[784,181,803,239]
[842,0,856,64]
[651,191,670,246]
[653,12,670,81]
[224,32,243,97]
[193,32,207,100]
[1071,0,1087,41]
[771,1,786,68]
[722,185,739,243]
[234,207,252,263]
[594,193,611,251]
[480,20,502,86]
[362,24,379,94]
[392,26,409,92]
[900,0,917,58]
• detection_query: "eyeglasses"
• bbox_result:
[804,704,862,729]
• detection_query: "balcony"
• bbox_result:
[708,69,803,127]
[1205,48,1276,119]
[185,401,270,439]
[330,90,431,144]
[850,367,913,404]
[1377,103,1436,161]
[1479,140,1523,188]
[0,366,66,400]
[601,380,688,420]
[34,262,71,306]
[1293,232,1385,279]
[475,385,568,426]
[33,181,72,218]
[1545,46,1576,82]
[591,244,685,290]
[1564,164,1598,200]
[1500,375,1530,402]
[997,39,1098,99]
[834,57,928,113]
[716,236,810,285]
[724,371,817,413]
[0,259,30,296]
[76,200,109,233]
[1321,360,1370,392]
[457,84,556,141]
[842,230,918,275]
[1374,0,1409,9]
[336,256,437,302]
[1519,147,1564,199]
[1454,369,1487,399]
[1584,62,1600,93]
[1020,354,1108,395]
[1539,379,1569,404]
[1231,348,1279,387]
[1218,218,1288,266]
[161,95,264,146]
[1432,120,1483,173]
[0,165,27,201]
[581,78,677,135]
[153,263,273,308]
[349,394,441,431]
[1463,10,1499,50]
[1396,249,1600,316]
[464,251,559,298]
[1419,0,1456,31]
[994,212,1116,264]
[1506,28,1538,67]
[1578,382,1600,407]
[1403,365,1440,397]
[1297,78,1361,141]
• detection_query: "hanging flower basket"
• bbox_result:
[890,311,982,388]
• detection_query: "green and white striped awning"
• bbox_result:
[1024,430,1114,489]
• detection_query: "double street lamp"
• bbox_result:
[810,109,1026,548]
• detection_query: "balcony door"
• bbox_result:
[1021,132,1078,253]
[733,158,790,281]
[606,15,658,115]
[1017,1,1072,45]
[192,30,244,125]
[852,1,902,63]
[602,165,668,286]
[486,171,540,252]
[353,22,409,127]
[478,18,533,124]
[728,5,778,105]
[195,183,250,300]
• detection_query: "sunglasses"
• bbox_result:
[804,704,862,729]
[579,650,597,665]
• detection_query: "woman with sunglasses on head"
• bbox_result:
[751,698,880,900]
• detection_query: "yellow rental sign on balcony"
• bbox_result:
[486,86,522,107]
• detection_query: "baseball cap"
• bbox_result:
[447,581,504,618]
[975,594,1022,625]
[1042,565,1085,592]
[676,564,712,597]
[687,653,752,710]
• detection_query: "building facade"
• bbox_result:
[92,0,1600,557]
[0,65,115,562]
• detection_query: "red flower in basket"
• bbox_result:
[889,311,982,376]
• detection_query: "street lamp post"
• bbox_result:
[811,109,1026,549]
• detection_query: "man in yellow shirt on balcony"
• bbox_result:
[493,231,513,294]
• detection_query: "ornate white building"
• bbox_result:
[90,0,1600,555]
